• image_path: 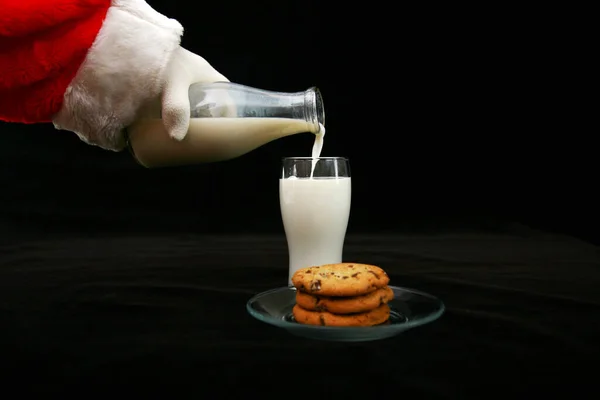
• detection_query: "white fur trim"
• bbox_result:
[52,0,183,151]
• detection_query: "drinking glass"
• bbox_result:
[279,157,351,285]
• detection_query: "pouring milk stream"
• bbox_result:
[310,124,325,176]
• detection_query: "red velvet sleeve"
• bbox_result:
[0,0,111,123]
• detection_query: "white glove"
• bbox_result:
[51,0,228,152]
[161,46,229,141]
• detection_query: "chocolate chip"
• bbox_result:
[310,280,321,291]
[342,276,348,279]
[368,270,380,279]
[319,315,326,326]
[348,265,354,268]
[351,272,360,278]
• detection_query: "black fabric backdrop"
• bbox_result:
[0,1,598,398]
[0,231,598,397]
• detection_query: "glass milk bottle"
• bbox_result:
[126,82,325,168]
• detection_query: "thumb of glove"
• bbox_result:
[162,47,229,140]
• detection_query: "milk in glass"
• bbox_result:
[280,126,351,284]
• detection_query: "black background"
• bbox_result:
[0,1,596,243]
[0,2,598,398]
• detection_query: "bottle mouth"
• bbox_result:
[306,87,325,133]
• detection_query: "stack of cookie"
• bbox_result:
[291,263,394,327]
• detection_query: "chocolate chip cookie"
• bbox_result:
[291,263,390,297]
[292,303,390,327]
[296,285,394,314]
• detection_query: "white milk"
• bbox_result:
[310,124,325,177]
[128,117,314,168]
[280,176,351,285]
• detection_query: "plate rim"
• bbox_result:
[246,285,446,332]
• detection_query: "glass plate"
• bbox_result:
[246,285,445,342]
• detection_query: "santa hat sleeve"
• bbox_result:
[0,0,184,151]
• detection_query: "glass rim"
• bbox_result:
[281,156,349,161]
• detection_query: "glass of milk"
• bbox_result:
[279,157,351,286]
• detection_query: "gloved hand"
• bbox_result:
[51,0,232,152]
[160,46,229,141]
[0,0,229,152]
[58,44,229,151]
